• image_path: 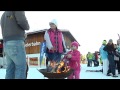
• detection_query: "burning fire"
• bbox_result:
[47,61,70,73]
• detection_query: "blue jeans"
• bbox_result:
[87,59,92,66]
[4,40,27,79]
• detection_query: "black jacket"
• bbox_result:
[103,44,115,55]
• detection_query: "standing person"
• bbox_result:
[63,41,80,79]
[114,44,120,71]
[44,19,66,66]
[86,52,93,67]
[0,11,30,79]
[94,51,99,67]
[103,39,118,77]
[99,40,108,75]
[86,53,90,66]
[92,53,96,66]
[114,40,120,74]
[116,38,120,73]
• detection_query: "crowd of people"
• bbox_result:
[85,38,120,78]
[86,51,99,67]
[99,38,120,77]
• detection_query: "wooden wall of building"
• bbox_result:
[25,32,44,54]
[25,32,72,54]
[63,33,72,49]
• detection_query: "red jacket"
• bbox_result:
[95,53,98,60]
[0,44,3,48]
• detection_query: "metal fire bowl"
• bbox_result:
[37,69,74,79]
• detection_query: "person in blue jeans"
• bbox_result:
[1,11,29,79]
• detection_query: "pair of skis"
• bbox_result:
[86,70,102,72]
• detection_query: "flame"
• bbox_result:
[48,60,70,73]
[50,61,56,68]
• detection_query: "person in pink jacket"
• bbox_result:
[63,41,81,79]
[44,19,66,68]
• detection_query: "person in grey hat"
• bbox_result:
[103,39,118,77]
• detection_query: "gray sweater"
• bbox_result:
[0,11,30,42]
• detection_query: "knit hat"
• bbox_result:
[102,40,107,45]
[71,41,79,48]
[49,19,58,27]
[109,39,113,43]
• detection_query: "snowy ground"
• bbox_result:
[0,64,120,79]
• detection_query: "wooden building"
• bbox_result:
[0,29,80,67]
[25,29,80,54]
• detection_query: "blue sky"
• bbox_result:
[0,11,120,55]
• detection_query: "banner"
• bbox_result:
[40,42,46,66]
[29,57,38,66]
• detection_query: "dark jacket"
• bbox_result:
[103,43,115,55]
[0,11,30,42]
[94,53,98,60]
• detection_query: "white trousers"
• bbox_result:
[102,59,109,75]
